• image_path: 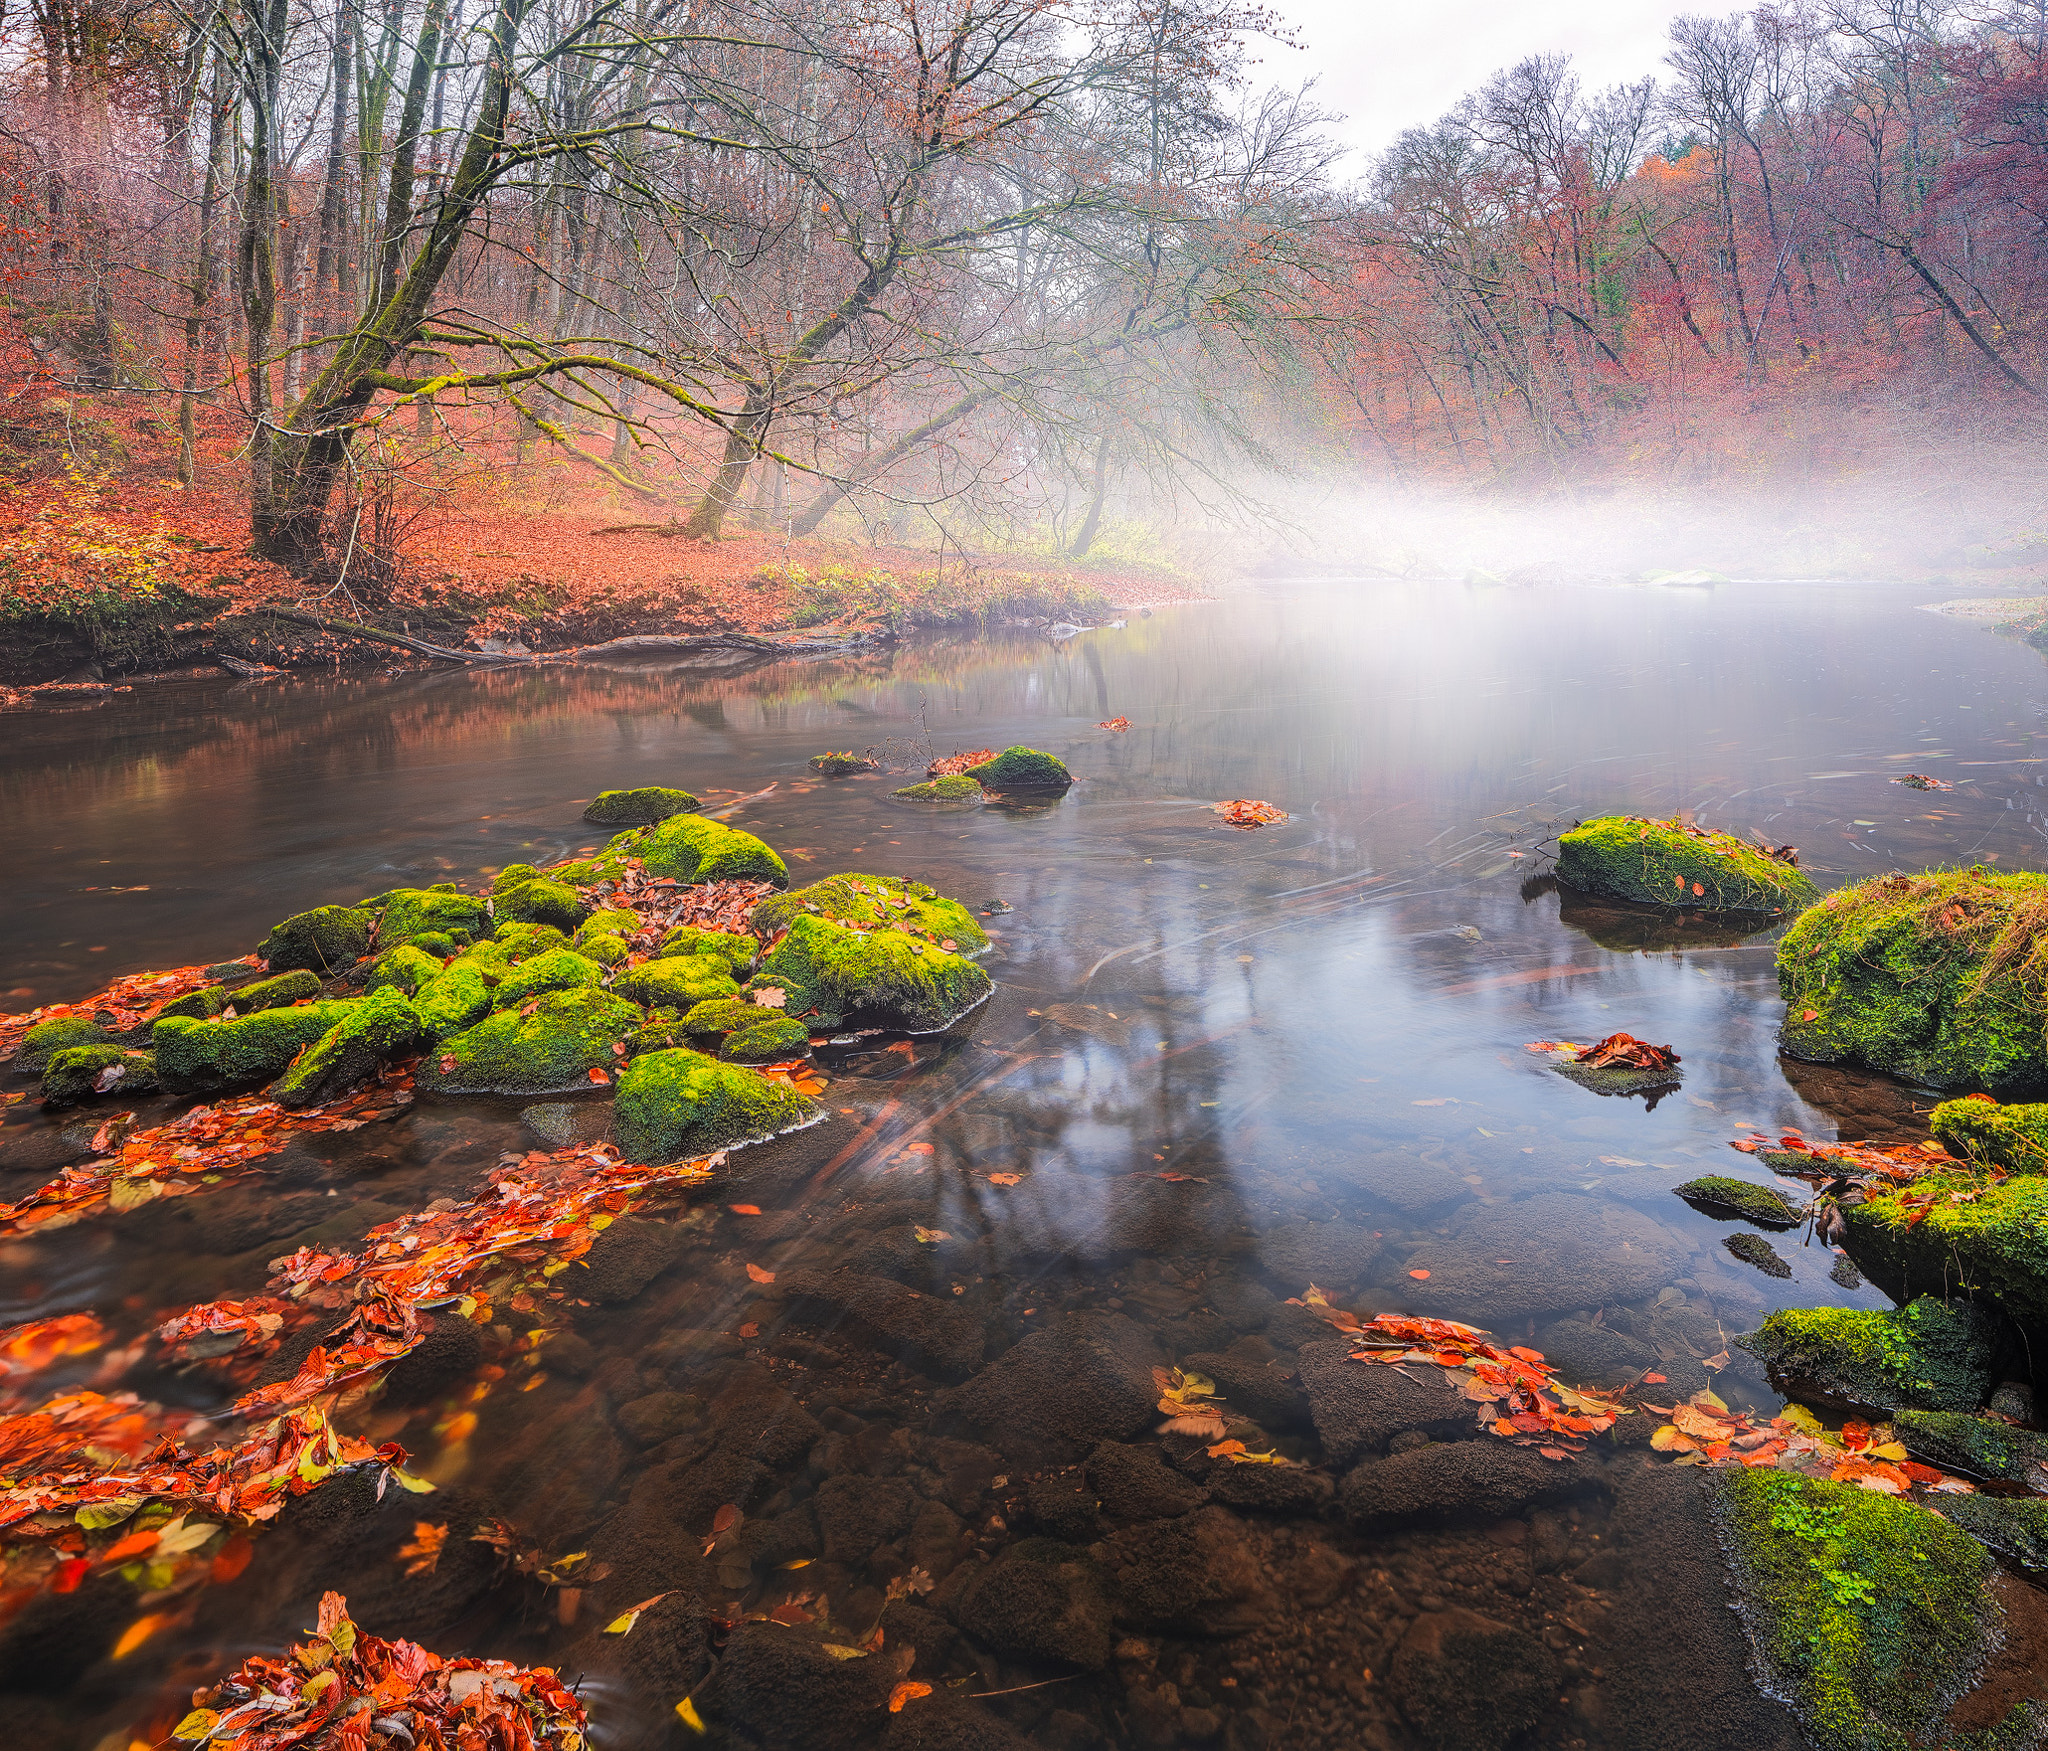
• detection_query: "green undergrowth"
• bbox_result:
[1931,1097,2048,1173]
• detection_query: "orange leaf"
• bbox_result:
[211,1535,253,1583]
[1692,882,1705,896]
[1409,1269,1431,1280]
[99,1528,160,1564]
[890,1682,933,1713]
[729,1204,762,1215]
[1643,1372,1667,1383]
[988,1173,1021,1186]
[746,1263,775,1283]
[112,1613,168,1659]
[587,1067,610,1084]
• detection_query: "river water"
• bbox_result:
[2,577,2045,1750]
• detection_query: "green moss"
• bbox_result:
[1935,1494,2048,1569]
[412,961,491,1041]
[232,969,325,1013]
[1893,1409,2048,1484]
[1844,1172,2048,1331]
[1556,816,1816,914]
[272,987,422,1110]
[893,775,982,802]
[156,984,230,1022]
[1714,1468,1998,1751]
[582,786,699,826]
[613,956,741,1008]
[576,908,642,946]
[1552,1056,1680,1098]
[810,752,875,776]
[679,997,764,1037]
[492,948,605,1009]
[259,906,375,974]
[17,1017,113,1073]
[1777,869,2048,1095]
[491,864,542,893]
[1737,1297,1995,1413]
[963,746,1071,789]
[655,926,759,974]
[153,1002,357,1094]
[752,873,990,957]
[407,930,460,960]
[624,814,789,888]
[365,943,445,998]
[485,922,571,958]
[365,886,489,948]
[41,1046,156,1106]
[721,1017,812,1062]
[494,878,588,932]
[415,988,641,1095]
[613,1048,821,1162]
[1725,1231,1792,1277]
[749,913,992,1032]
[624,1014,698,1057]
[1931,1097,2048,1173]
[575,933,630,968]
[1675,1175,1804,1228]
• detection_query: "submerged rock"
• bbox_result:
[612,1047,820,1161]
[627,813,789,887]
[778,1267,984,1377]
[582,785,699,826]
[748,913,991,1033]
[415,987,640,1095]
[1556,816,1814,914]
[753,873,990,957]
[259,905,375,974]
[41,1046,156,1105]
[1675,1174,1804,1228]
[1723,1232,1793,1277]
[272,986,422,1109]
[893,775,981,802]
[1388,1607,1561,1751]
[962,746,1071,789]
[1778,869,2048,1094]
[1399,1192,1687,1320]
[1930,1095,2048,1172]
[1737,1297,1996,1414]
[1340,1439,1593,1528]
[942,1311,1161,1464]
[950,1538,1118,1669]
[154,1002,358,1094]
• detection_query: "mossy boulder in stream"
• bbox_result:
[154,1001,358,1094]
[1674,1175,1804,1228]
[412,961,491,1041]
[1842,1169,2048,1331]
[231,969,325,1013]
[492,948,605,1009]
[366,943,445,998]
[613,1048,821,1162]
[753,873,990,956]
[156,984,232,1022]
[749,913,992,1033]
[42,1046,156,1105]
[573,910,641,968]
[963,746,1071,790]
[613,956,741,1009]
[366,885,489,949]
[1777,869,2048,1094]
[677,997,762,1038]
[628,814,788,888]
[1713,1467,2005,1751]
[582,786,699,826]
[893,775,981,802]
[272,987,422,1110]
[259,905,375,974]
[1555,816,1814,913]
[1931,1494,2048,1570]
[1893,1409,2048,1486]
[720,1017,811,1062]
[654,926,758,974]
[415,987,640,1095]
[1930,1096,2048,1173]
[16,1017,114,1072]
[810,752,874,776]
[492,877,588,932]
[1737,1297,1997,1414]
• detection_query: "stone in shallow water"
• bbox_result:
[777,1267,985,1378]
[1339,1438,1594,1528]
[1296,1337,1473,1465]
[519,1101,610,1147]
[1397,1192,1688,1320]
[951,1538,1119,1670]
[1737,1296,1996,1414]
[1252,1219,1382,1291]
[940,1311,1161,1464]
[1388,1607,1561,1751]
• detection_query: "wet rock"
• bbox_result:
[879,1693,1038,1751]
[520,1100,612,1147]
[1340,1439,1595,1528]
[259,904,375,974]
[1558,816,1813,914]
[615,1046,822,1161]
[1296,1338,1471,1464]
[1252,1220,1381,1290]
[1738,1295,1997,1414]
[780,1268,986,1378]
[952,1538,1120,1668]
[580,1215,693,1304]
[995,1180,1253,1266]
[617,1390,705,1447]
[1674,1174,1803,1228]
[907,1498,967,1580]
[1086,1442,1209,1523]
[559,1590,711,1738]
[1205,1461,1335,1516]
[382,1310,484,1408]
[1182,1344,1310,1431]
[1723,1231,1792,1277]
[271,985,421,1109]
[708,1622,893,1750]
[1387,1607,1561,1751]
[1533,1318,1658,1389]
[1399,1193,1687,1320]
[816,1475,919,1563]
[1106,1507,1273,1636]
[1260,1301,1337,1351]
[941,1311,1161,1465]
[749,914,989,1034]
[1204,1277,1277,1331]
[708,1366,825,1469]
[583,785,700,827]
[1027,1471,1103,1541]
[879,1598,960,1677]
[1345,1151,1467,1215]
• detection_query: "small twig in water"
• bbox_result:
[968,1674,1082,1700]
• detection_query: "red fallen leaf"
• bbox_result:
[439,1054,456,1074]
[902,1143,934,1155]
[745,1263,775,1283]
[587,1067,610,1084]
[767,1597,816,1626]
[1571,1033,1680,1072]
[1643,1372,1667,1383]
[1156,1172,1205,1182]
[1215,799,1287,829]
[1097,717,1130,732]
[51,1556,89,1593]
[1409,1269,1431,1280]
[711,1505,742,1536]
[1692,882,1705,896]
[1801,1009,1818,1023]
[1538,1446,1572,1460]
[737,1322,759,1339]
[890,1681,934,1712]
[729,1204,762,1215]
[211,1535,254,1582]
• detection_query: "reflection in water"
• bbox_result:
[2,579,2047,1747]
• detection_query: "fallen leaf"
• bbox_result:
[745,1263,775,1283]
[890,1682,934,1712]
[587,1067,610,1084]
[729,1204,762,1215]
[1409,1269,1431,1280]
[676,1696,707,1732]
[605,1591,672,1634]
[397,1520,449,1577]
[988,1173,1022,1186]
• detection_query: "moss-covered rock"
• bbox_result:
[1555,816,1815,914]
[259,905,375,974]
[582,786,699,826]
[749,913,992,1033]
[365,943,446,998]
[408,931,460,960]
[412,961,491,1041]
[1935,1494,2048,1569]
[1843,1171,2048,1331]
[1777,869,2048,1095]
[494,878,588,932]
[154,1002,358,1094]
[575,933,630,969]
[752,873,990,957]
[1737,1297,1996,1414]
[1724,1231,1792,1277]
[16,1017,113,1073]
[1713,1468,1999,1751]
[231,969,325,1013]
[1674,1175,1804,1228]
[493,948,605,1009]
[42,1046,156,1105]
[720,1017,812,1062]
[893,775,982,802]
[613,1048,821,1162]
[574,910,641,968]
[415,988,641,1095]
[613,956,741,1009]
[1931,1096,2048,1173]
[624,1013,698,1057]
[1551,1055,1681,1098]
[627,814,788,888]
[963,746,1071,789]
[483,921,571,960]
[368,886,490,948]
[655,926,759,974]
[272,987,422,1110]
[810,752,875,776]
[1893,1409,2048,1486]
[679,997,764,1037]
[157,984,231,1022]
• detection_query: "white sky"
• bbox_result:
[1251,0,1730,168]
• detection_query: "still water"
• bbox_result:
[2,578,2044,1750]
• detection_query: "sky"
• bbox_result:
[1252,0,1720,167]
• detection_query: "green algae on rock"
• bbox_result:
[962,746,1072,790]
[720,1016,812,1062]
[41,1045,156,1105]
[365,943,446,998]
[1555,816,1815,914]
[809,752,875,776]
[582,786,700,826]
[893,775,981,802]
[1778,869,2048,1094]
[624,812,788,888]
[259,905,374,974]
[1738,1297,1996,1414]
[367,886,490,948]
[573,910,641,968]
[1893,1409,2048,1486]
[154,1001,358,1094]
[156,983,233,1022]
[272,986,422,1110]
[752,873,990,957]
[492,877,589,933]
[1843,1170,2048,1330]
[1713,1467,2001,1751]
[677,997,763,1038]
[415,987,641,1095]
[1931,1096,2048,1173]
[412,961,491,1040]
[613,1047,821,1162]
[749,913,992,1033]
[1675,1175,1804,1228]
[16,1016,115,1072]
[655,926,758,974]
[613,956,742,1009]
[231,969,325,1012]
[493,948,606,1009]
[1724,1231,1792,1277]
[1933,1494,2048,1569]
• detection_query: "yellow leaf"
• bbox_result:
[1650,1425,1692,1452]
[675,1696,706,1733]
[171,1709,220,1741]
[821,1644,869,1660]
[1869,1441,1909,1461]
[303,1669,337,1699]
[391,1468,436,1494]
[112,1613,168,1659]
[1780,1403,1824,1438]
[1692,1387,1729,1414]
